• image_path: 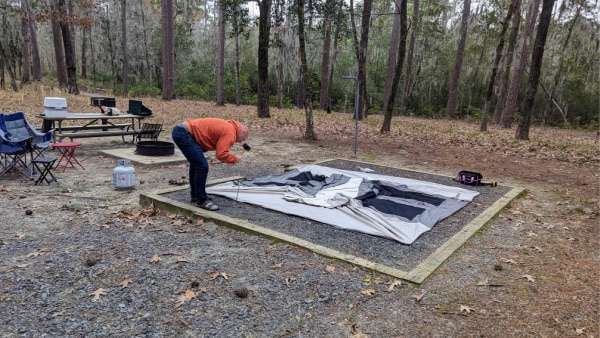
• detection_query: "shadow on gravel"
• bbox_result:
[141,159,524,284]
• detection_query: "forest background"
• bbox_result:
[0,0,598,138]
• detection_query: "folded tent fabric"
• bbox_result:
[207,165,479,244]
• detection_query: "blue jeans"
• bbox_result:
[172,124,209,202]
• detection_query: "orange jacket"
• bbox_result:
[184,118,241,163]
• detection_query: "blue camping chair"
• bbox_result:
[0,112,54,180]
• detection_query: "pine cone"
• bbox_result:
[233,287,249,299]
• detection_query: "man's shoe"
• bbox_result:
[198,200,219,211]
[191,196,211,204]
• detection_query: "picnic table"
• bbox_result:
[37,112,148,143]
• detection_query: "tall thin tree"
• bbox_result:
[349,0,373,119]
[318,0,334,111]
[216,0,226,106]
[501,0,541,128]
[58,0,79,94]
[492,0,522,124]
[445,0,471,119]
[401,0,419,111]
[480,0,517,131]
[23,0,41,81]
[381,0,407,133]
[162,0,176,100]
[516,0,556,139]
[256,0,272,118]
[121,0,129,96]
[297,0,316,139]
[20,4,31,84]
[51,0,67,89]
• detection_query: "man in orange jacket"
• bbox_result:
[172,118,249,210]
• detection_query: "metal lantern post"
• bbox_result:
[342,76,359,156]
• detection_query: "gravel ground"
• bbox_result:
[0,134,597,337]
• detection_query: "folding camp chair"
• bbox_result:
[0,112,54,180]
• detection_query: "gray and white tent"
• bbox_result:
[207,165,479,244]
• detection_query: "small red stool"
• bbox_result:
[52,141,85,172]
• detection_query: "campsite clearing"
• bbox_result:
[0,90,597,336]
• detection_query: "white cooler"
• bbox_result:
[43,97,67,117]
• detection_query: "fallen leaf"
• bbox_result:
[171,219,185,226]
[325,265,335,273]
[501,258,518,264]
[196,219,204,226]
[285,277,296,287]
[119,278,133,288]
[90,288,107,302]
[271,262,283,269]
[149,254,161,263]
[210,271,220,280]
[176,289,196,306]
[412,293,424,302]
[220,272,229,280]
[387,279,402,292]
[27,247,50,257]
[575,327,585,335]
[522,274,536,282]
[459,305,474,313]
[360,289,376,296]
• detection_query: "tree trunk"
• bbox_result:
[162,0,176,100]
[381,0,407,132]
[81,27,88,80]
[480,0,517,131]
[216,1,226,106]
[297,0,316,140]
[318,11,332,111]
[52,0,67,89]
[357,0,373,119]
[257,0,271,118]
[235,34,241,106]
[401,0,419,111]
[139,0,152,82]
[326,11,342,113]
[501,0,540,128]
[23,0,41,81]
[493,0,522,124]
[516,0,555,139]
[58,0,79,94]
[20,5,31,84]
[121,0,129,96]
[382,2,401,114]
[0,41,18,91]
[543,1,581,126]
[276,63,284,108]
[445,0,471,119]
[296,72,304,108]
